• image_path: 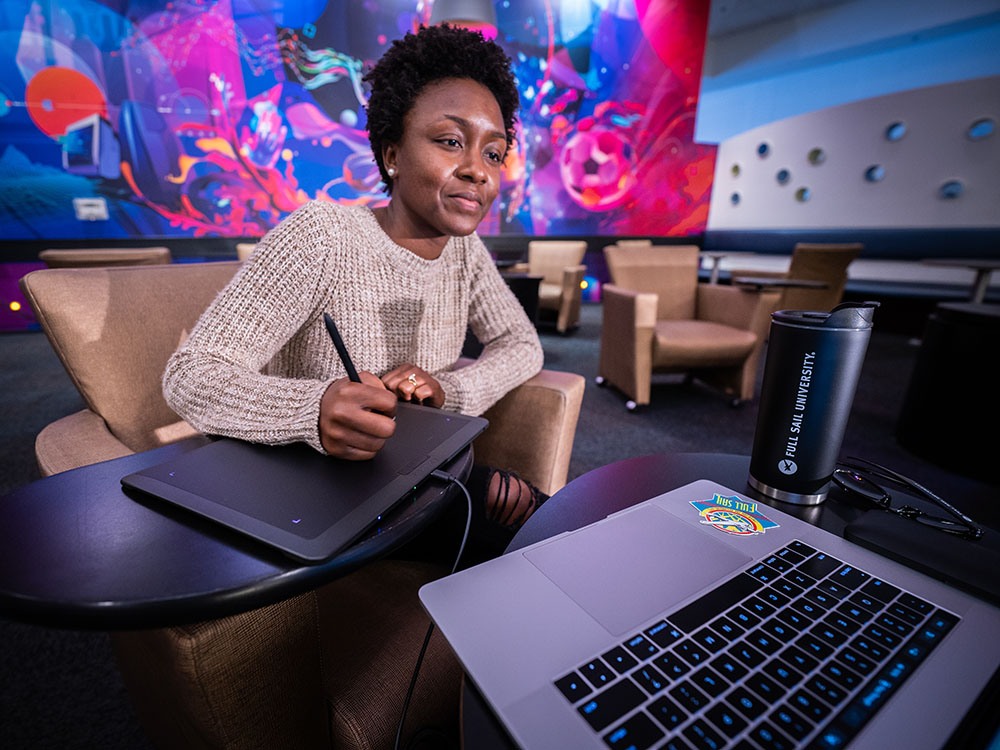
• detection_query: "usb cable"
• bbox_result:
[394,470,472,750]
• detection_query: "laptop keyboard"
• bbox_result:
[553,540,958,750]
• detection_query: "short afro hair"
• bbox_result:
[363,24,519,193]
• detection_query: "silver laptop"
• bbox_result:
[122,402,487,563]
[420,480,1000,749]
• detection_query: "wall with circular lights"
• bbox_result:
[707,76,998,231]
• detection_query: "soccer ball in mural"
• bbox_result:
[559,124,637,211]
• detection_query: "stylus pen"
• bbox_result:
[323,312,360,382]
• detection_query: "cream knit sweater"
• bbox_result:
[163,202,543,453]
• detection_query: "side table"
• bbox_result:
[0,438,471,629]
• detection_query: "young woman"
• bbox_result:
[163,25,546,555]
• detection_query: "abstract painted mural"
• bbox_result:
[0,0,713,242]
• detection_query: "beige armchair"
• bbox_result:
[598,244,781,410]
[524,240,587,334]
[39,246,172,268]
[235,242,257,261]
[613,239,653,249]
[19,262,585,750]
[729,242,863,313]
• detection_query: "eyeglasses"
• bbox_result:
[832,457,984,540]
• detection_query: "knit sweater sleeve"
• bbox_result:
[434,236,544,415]
[162,203,339,451]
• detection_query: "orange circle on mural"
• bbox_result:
[25,66,107,138]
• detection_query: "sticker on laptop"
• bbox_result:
[690,493,780,536]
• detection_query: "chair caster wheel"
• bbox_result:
[626,400,638,411]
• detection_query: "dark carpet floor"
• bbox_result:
[1,303,996,748]
[0,331,152,749]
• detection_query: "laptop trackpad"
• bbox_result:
[524,503,752,636]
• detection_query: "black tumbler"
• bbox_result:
[749,302,878,505]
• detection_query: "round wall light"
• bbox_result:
[938,180,964,199]
[885,122,907,141]
[968,118,995,141]
[864,165,885,183]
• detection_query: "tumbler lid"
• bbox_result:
[772,301,878,330]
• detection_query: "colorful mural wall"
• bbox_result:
[0,0,713,242]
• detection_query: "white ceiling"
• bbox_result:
[707,0,851,37]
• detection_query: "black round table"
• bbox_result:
[0,438,470,629]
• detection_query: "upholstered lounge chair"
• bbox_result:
[613,239,653,249]
[521,240,588,334]
[19,261,585,749]
[235,242,257,261]
[598,244,781,410]
[729,242,863,313]
[39,246,172,268]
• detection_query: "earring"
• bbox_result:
[387,167,396,178]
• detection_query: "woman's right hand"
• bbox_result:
[319,372,398,459]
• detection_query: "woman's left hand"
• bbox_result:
[382,364,445,408]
